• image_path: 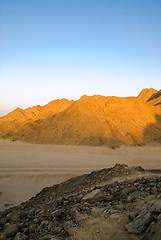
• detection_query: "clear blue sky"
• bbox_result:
[0,0,161,116]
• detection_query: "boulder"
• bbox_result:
[126,212,154,234]
[82,189,104,203]
[4,223,18,237]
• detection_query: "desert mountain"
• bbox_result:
[0,99,73,136]
[147,90,161,106]
[137,88,158,102]
[138,88,161,107]
[0,88,161,146]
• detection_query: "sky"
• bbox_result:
[0,0,161,117]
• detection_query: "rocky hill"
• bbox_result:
[0,164,161,239]
[0,88,161,146]
[137,88,158,102]
[0,99,73,137]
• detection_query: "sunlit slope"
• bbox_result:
[0,99,73,136]
[138,88,161,109]
[1,92,160,145]
[0,89,161,146]
[138,88,158,102]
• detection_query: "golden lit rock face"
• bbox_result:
[137,88,158,102]
[0,99,73,135]
[0,89,161,146]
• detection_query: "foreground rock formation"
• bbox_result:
[0,164,161,239]
[0,88,161,146]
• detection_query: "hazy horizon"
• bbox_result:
[1,0,161,117]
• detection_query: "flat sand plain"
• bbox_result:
[0,140,161,212]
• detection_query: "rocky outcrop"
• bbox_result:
[82,189,105,203]
[0,164,161,239]
[138,88,158,102]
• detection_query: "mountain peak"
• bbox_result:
[147,90,161,102]
[138,88,158,101]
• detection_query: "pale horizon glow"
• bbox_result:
[0,0,161,117]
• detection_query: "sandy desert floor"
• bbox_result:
[0,140,161,212]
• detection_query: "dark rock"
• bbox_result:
[39,235,57,240]
[128,212,138,220]
[53,226,63,233]
[23,228,29,235]
[132,166,144,172]
[104,194,113,202]
[0,218,7,226]
[127,195,134,203]
[14,232,27,240]
[33,218,40,224]
[122,187,133,195]
[126,212,155,234]
[114,204,125,211]
[51,209,61,218]
[47,222,54,230]
[111,144,122,149]
[151,200,161,212]
[4,223,18,237]
[7,212,20,222]
[29,224,37,232]
[148,220,161,240]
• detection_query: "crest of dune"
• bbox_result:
[0,88,161,146]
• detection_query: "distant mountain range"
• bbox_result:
[0,88,161,146]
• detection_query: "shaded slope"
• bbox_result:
[146,90,161,107]
[138,88,161,108]
[144,113,161,143]
[147,90,161,102]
